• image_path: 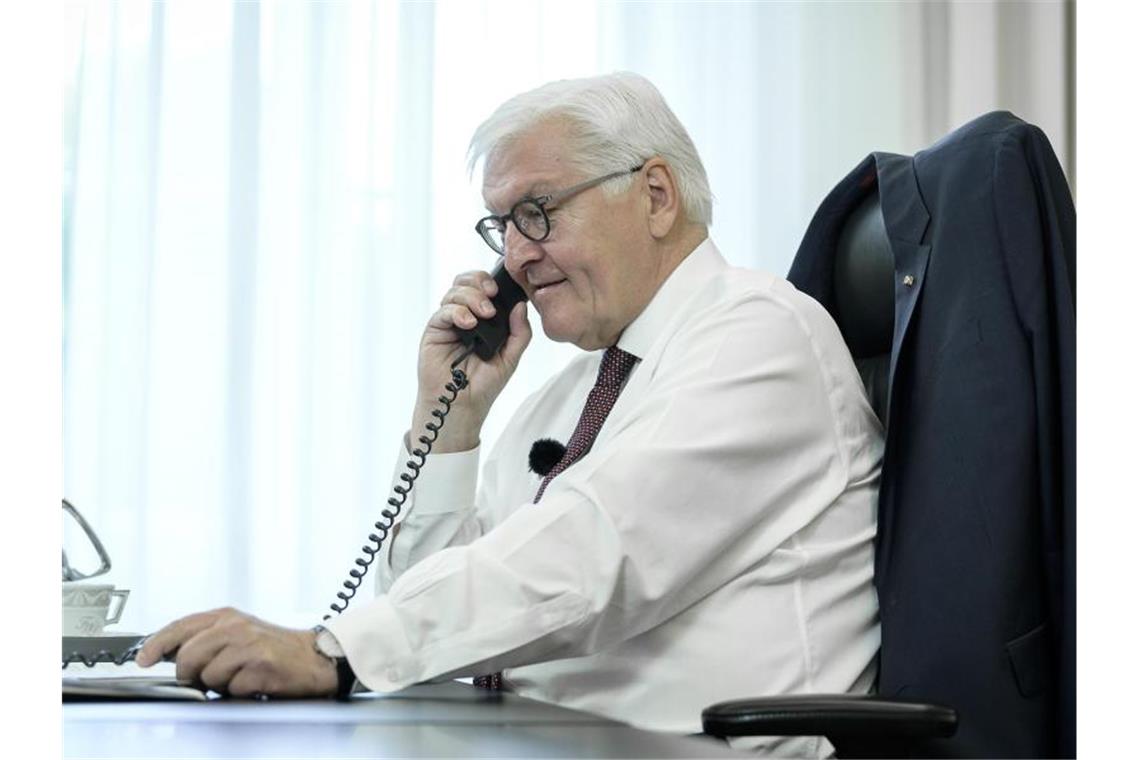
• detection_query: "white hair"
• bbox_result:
[468,72,713,226]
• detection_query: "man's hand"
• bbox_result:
[412,269,532,453]
[134,607,338,699]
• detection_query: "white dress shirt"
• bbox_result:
[324,239,883,756]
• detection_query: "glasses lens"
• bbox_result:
[512,201,549,242]
[478,218,506,254]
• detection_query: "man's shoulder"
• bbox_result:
[687,265,832,333]
[660,266,854,384]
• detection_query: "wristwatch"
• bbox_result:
[312,625,357,700]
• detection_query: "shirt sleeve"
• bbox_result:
[373,437,484,594]
[326,292,863,693]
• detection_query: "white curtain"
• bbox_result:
[64,0,1072,632]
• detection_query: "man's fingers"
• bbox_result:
[136,610,224,667]
[445,304,477,330]
[196,641,249,694]
[427,303,480,332]
[440,284,496,320]
[502,301,532,365]
[173,626,231,685]
[452,270,498,297]
[226,662,271,699]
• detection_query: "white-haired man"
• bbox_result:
[139,73,883,755]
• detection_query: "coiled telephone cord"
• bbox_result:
[324,354,472,619]
[63,648,140,669]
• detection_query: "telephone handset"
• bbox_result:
[324,261,527,618]
[454,260,528,360]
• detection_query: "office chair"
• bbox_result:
[701,192,956,760]
[702,112,1075,759]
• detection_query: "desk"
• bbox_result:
[64,681,744,758]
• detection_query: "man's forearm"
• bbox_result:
[377,426,484,594]
[408,401,483,454]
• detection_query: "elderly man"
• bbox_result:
[139,72,882,755]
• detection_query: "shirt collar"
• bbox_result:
[616,237,726,359]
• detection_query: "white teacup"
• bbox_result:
[62,582,129,636]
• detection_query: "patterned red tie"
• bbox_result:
[474,346,638,690]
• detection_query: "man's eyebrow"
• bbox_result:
[486,182,557,214]
[513,183,556,202]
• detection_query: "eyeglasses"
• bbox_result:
[475,164,645,255]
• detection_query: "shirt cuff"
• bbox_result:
[321,596,421,693]
[314,625,346,657]
[396,435,480,516]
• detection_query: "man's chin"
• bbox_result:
[536,311,610,351]
[544,326,614,352]
[538,315,587,349]
[539,320,575,344]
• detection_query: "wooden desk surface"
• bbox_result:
[64,681,744,758]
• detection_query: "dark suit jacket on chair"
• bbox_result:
[788,111,1075,758]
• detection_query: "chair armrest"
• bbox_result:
[702,694,957,759]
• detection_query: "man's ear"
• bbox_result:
[643,158,681,239]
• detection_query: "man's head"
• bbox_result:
[468,73,712,350]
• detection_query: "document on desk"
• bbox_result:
[63,676,210,702]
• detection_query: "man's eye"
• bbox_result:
[513,203,546,234]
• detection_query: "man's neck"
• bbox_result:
[651,223,709,289]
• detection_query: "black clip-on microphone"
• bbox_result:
[528,438,566,477]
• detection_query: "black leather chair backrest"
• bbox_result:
[832,192,894,425]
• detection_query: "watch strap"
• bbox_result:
[312,625,356,699]
[333,655,356,700]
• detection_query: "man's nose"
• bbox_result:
[503,224,543,274]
